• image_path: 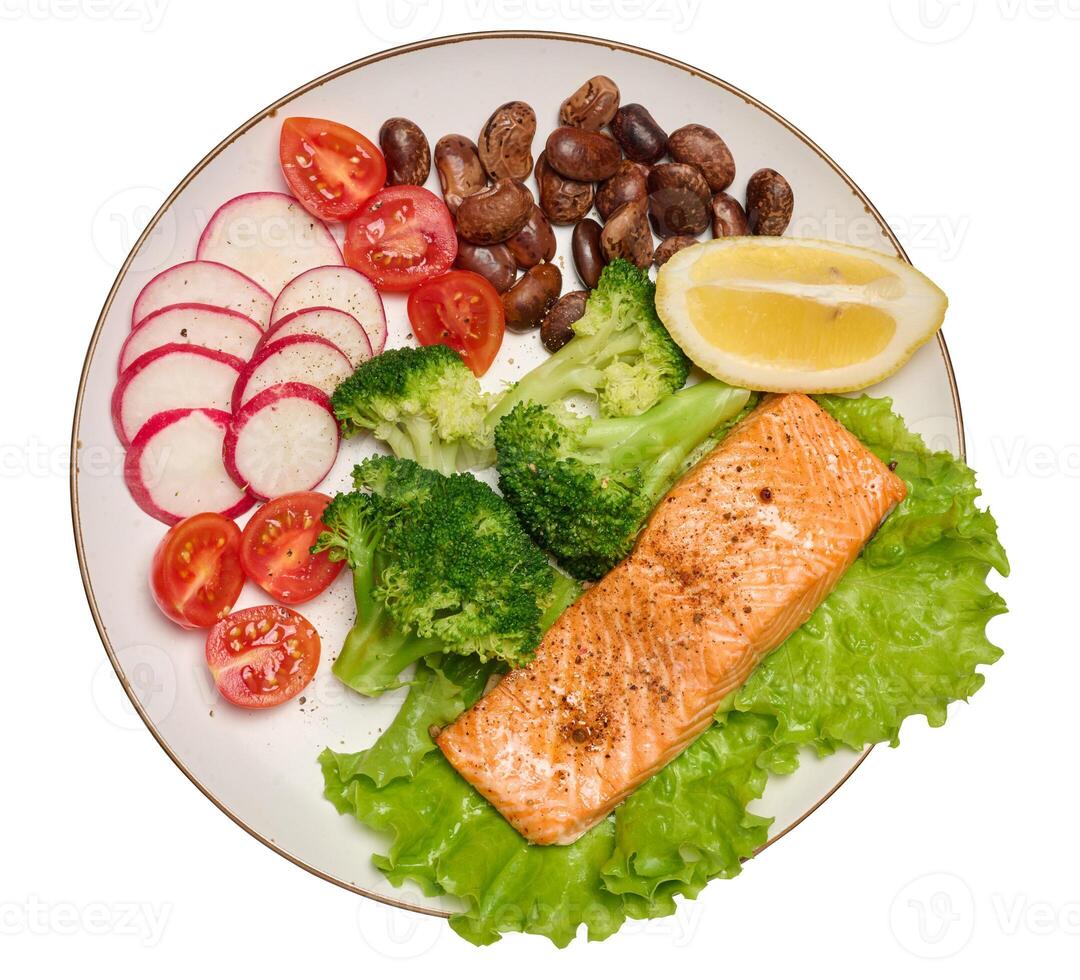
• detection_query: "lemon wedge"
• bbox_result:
[655,237,948,392]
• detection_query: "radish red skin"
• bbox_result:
[223,382,339,499]
[255,306,373,367]
[230,333,351,414]
[120,303,263,375]
[196,192,343,296]
[196,193,344,259]
[125,407,255,525]
[269,265,387,354]
[112,343,245,447]
[131,259,273,330]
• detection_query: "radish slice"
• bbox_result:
[270,266,387,354]
[113,344,244,447]
[256,307,372,368]
[224,383,339,499]
[196,192,343,296]
[131,260,272,329]
[231,334,351,414]
[125,408,254,525]
[120,304,263,373]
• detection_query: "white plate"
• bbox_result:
[71,32,964,919]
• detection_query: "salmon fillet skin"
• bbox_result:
[437,393,908,845]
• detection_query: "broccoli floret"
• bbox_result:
[495,380,750,580]
[331,345,493,475]
[488,259,689,427]
[352,453,442,508]
[313,457,557,696]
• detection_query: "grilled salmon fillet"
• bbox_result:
[437,393,907,845]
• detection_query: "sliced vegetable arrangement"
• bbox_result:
[270,266,387,354]
[110,76,797,529]
[131,260,273,329]
[107,69,1004,950]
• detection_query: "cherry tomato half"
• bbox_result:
[239,492,344,604]
[279,117,386,222]
[344,186,457,291]
[150,513,245,630]
[407,270,506,376]
[206,605,320,709]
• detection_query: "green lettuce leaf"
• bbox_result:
[734,396,1009,760]
[322,657,494,789]
[320,657,624,947]
[321,394,1007,947]
[601,710,775,918]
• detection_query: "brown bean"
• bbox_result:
[653,235,699,268]
[535,152,594,225]
[505,205,556,269]
[647,162,711,236]
[456,179,534,245]
[434,135,486,216]
[478,101,536,181]
[379,117,431,187]
[667,124,735,193]
[541,290,588,352]
[595,160,650,221]
[601,198,654,269]
[572,218,604,289]
[454,239,518,294]
[711,192,750,237]
[545,126,621,182]
[610,104,667,164]
[502,263,562,332]
[745,168,794,236]
[560,75,620,131]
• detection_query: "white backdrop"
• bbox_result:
[1,0,1073,974]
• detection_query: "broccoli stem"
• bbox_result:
[542,570,583,630]
[578,381,750,500]
[402,417,439,472]
[373,418,459,476]
[368,419,456,477]
[376,426,419,466]
[332,567,446,696]
[487,335,610,426]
